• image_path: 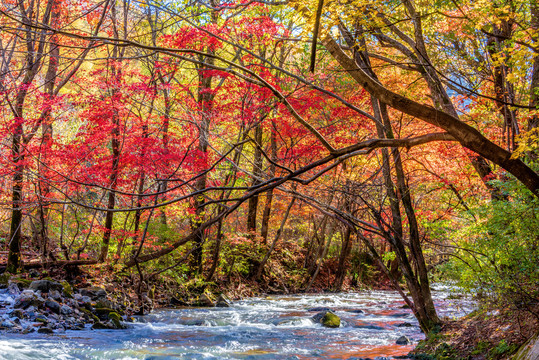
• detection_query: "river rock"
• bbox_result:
[9,309,26,319]
[307,307,331,312]
[190,293,215,307]
[355,324,385,331]
[397,322,413,328]
[396,335,411,345]
[60,305,73,315]
[29,280,63,293]
[49,290,62,301]
[1,320,15,329]
[7,282,21,296]
[312,311,341,328]
[14,291,44,309]
[215,294,231,307]
[45,299,61,314]
[37,326,54,334]
[79,287,107,301]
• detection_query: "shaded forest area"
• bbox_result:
[0,0,538,356]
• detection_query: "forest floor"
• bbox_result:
[411,304,539,360]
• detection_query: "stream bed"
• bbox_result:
[0,288,473,359]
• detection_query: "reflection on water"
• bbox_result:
[0,287,473,359]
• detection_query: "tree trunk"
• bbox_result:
[260,123,278,243]
[255,194,296,280]
[247,123,264,235]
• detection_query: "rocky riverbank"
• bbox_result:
[0,278,130,333]
[0,273,239,335]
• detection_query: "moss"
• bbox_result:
[61,281,73,298]
[489,339,518,359]
[108,312,126,329]
[108,312,121,322]
[80,307,101,323]
[321,312,341,328]
[11,277,32,288]
[94,307,115,316]
[472,341,489,355]
[0,273,11,285]
[91,322,111,329]
[434,342,458,360]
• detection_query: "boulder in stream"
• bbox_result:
[396,335,411,345]
[307,307,331,312]
[312,311,341,328]
[215,294,231,307]
[190,293,215,307]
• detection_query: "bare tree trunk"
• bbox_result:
[191,0,219,273]
[255,194,296,280]
[247,123,264,235]
[334,225,352,290]
[260,123,278,243]
[36,3,60,260]
[99,1,125,262]
[7,0,55,272]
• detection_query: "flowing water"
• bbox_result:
[0,287,473,360]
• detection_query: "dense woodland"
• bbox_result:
[0,0,538,343]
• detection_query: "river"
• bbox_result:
[0,287,473,359]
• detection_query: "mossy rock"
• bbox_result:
[190,293,215,307]
[61,281,73,298]
[11,278,32,289]
[321,312,341,328]
[92,321,112,330]
[0,273,11,286]
[108,312,126,329]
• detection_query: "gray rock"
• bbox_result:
[22,326,35,334]
[396,335,411,345]
[307,307,331,312]
[397,322,413,328]
[14,291,44,309]
[49,290,62,301]
[355,324,385,330]
[29,280,63,293]
[215,294,231,307]
[45,299,61,314]
[37,327,54,334]
[1,320,15,328]
[190,293,215,307]
[79,287,107,301]
[60,305,73,315]
[7,282,21,296]
[28,269,40,278]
